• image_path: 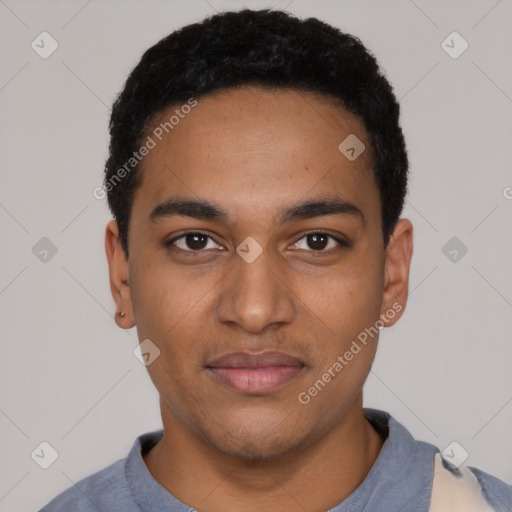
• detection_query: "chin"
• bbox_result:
[201,414,311,462]
[213,436,297,462]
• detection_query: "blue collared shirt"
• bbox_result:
[39,409,512,511]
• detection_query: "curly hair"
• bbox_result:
[105,8,408,255]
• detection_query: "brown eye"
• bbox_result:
[167,232,222,252]
[183,233,208,250]
[290,232,347,252]
[306,233,328,250]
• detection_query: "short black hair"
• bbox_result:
[105,8,408,256]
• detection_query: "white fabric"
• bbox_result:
[429,453,495,512]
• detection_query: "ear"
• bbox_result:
[380,218,413,327]
[105,220,135,329]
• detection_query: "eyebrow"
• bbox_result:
[149,196,364,225]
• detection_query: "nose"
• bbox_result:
[216,244,296,334]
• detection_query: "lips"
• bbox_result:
[206,351,304,394]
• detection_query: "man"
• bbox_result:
[40,9,511,512]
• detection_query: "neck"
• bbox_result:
[143,398,384,512]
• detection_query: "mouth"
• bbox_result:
[206,351,305,395]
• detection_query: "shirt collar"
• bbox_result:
[124,408,428,512]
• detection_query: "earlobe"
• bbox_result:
[380,219,413,327]
[105,220,135,329]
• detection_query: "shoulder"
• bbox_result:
[429,452,512,512]
[38,430,163,511]
[363,409,511,511]
[470,465,512,512]
[38,459,136,512]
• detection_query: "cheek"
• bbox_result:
[295,261,383,416]
[301,254,384,344]
[129,256,223,385]
[130,254,213,337]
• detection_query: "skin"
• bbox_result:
[105,86,413,512]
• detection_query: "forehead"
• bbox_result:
[132,86,379,225]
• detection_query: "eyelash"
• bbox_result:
[165,231,348,255]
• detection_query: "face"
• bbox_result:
[106,86,412,459]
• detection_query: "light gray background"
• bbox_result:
[1,1,511,510]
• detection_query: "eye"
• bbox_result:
[166,232,224,252]
[289,232,347,252]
